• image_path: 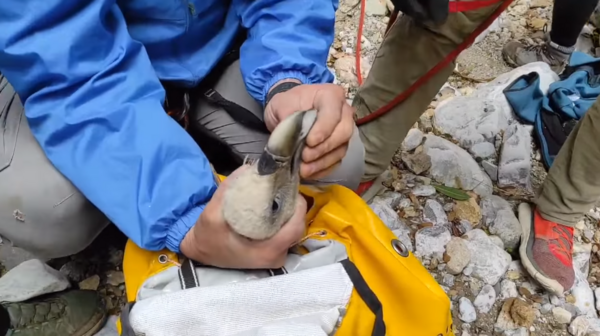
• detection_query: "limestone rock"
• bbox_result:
[423,135,493,196]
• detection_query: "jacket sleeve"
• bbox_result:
[237,0,339,105]
[0,0,217,252]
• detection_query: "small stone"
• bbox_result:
[469,142,496,159]
[412,185,436,197]
[530,0,551,7]
[444,203,455,212]
[553,307,573,324]
[415,226,452,258]
[78,275,100,291]
[474,285,496,314]
[445,237,471,275]
[569,316,590,336]
[105,271,125,287]
[423,199,448,226]
[443,274,455,287]
[482,160,498,182]
[499,280,518,300]
[540,303,553,314]
[402,152,432,175]
[463,264,474,276]
[565,294,576,304]
[576,220,585,231]
[510,298,535,327]
[529,18,548,30]
[459,297,477,323]
[454,198,482,226]
[403,129,424,151]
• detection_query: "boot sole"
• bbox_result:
[518,203,565,297]
[75,309,108,336]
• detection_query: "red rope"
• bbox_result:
[354,0,514,126]
[355,0,367,85]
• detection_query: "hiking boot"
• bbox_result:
[518,203,575,297]
[1,290,106,336]
[502,34,574,73]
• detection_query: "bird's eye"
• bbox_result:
[271,200,280,213]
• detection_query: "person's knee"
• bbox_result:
[0,78,109,259]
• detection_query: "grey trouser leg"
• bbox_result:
[0,75,109,259]
[191,60,365,190]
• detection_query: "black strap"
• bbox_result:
[203,88,269,133]
[265,81,302,107]
[178,257,200,290]
[340,259,386,336]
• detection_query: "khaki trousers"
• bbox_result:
[354,2,600,227]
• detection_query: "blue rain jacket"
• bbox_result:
[0,0,337,252]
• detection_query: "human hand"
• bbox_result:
[264,81,354,180]
[180,165,307,269]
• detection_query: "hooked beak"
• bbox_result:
[257,110,317,176]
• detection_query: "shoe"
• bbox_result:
[518,203,575,297]
[502,32,574,73]
[356,171,390,202]
[1,290,106,336]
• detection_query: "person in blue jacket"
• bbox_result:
[0,0,365,334]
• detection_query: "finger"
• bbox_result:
[306,89,345,147]
[302,108,354,163]
[300,144,347,179]
[304,162,341,181]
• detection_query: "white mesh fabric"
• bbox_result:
[129,262,353,336]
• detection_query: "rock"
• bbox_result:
[474,284,496,314]
[459,297,477,323]
[370,197,407,231]
[403,129,424,151]
[530,0,551,7]
[334,56,357,85]
[489,235,505,249]
[553,307,573,324]
[455,198,482,226]
[481,196,522,250]
[365,0,388,15]
[500,280,519,300]
[402,151,432,175]
[412,185,436,197]
[415,226,452,259]
[482,160,498,182]
[445,237,471,275]
[541,303,553,314]
[569,316,590,336]
[106,271,125,287]
[79,275,101,291]
[504,328,528,336]
[443,274,455,287]
[529,18,547,30]
[463,228,490,242]
[470,142,496,159]
[434,97,510,149]
[498,124,532,190]
[572,268,597,318]
[422,135,493,196]
[463,264,474,276]
[423,199,448,226]
[510,298,535,327]
[0,259,70,302]
[465,230,512,285]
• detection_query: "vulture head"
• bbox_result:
[222,110,317,240]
